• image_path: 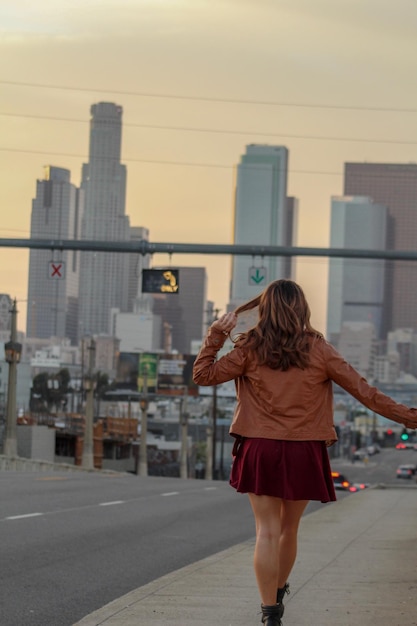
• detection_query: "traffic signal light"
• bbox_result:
[401,428,409,441]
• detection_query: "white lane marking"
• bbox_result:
[3,486,219,521]
[6,513,44,520]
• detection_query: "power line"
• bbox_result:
[1,111,416,146]
[3,146,416,179]
[2,79,417,114]
[0,147,343,176]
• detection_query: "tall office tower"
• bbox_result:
[327,196,387,343]
[344,163,417,332]
[26,167,83,344]
[79,102,130,336]
[152,267,207,353]
[229,145,291,307]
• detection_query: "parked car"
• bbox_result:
[396,464,417,479]
[366,444,381,455]
[352,448,368,461]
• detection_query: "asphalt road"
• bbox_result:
[1,472,256,626]
[0,446,412,626]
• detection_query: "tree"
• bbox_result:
[30,369,71,414]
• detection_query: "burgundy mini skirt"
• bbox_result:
[229,437,336,503]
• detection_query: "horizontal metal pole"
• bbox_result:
[0,237,417,260]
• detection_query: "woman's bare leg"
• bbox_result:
[248,493,282,605]
[277,499,309,588]
[248,494,309,605]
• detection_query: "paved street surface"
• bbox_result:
[74,486,417,626]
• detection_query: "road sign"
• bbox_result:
[48,261,65,279]
[142,269,179,293]
[248,266,267,286]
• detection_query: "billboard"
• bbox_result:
[138,353,158,393]
[116,352,198,396]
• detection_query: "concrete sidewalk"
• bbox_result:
[74,487,417,626]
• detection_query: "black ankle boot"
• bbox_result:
[261,603,282,625]
[276,582,290,614]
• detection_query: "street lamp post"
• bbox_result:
[82,339,96,470]
[138,368,148,477]
[3,299,22,457]
[205,423,213,480]
[180,388,189,479]
[211,383,218,479]
[207,308,220,480]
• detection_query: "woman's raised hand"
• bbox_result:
[211,312,238,335]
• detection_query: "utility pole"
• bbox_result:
[180,388,189,479]
[138,367,149,477]
[208,308,220,480]
[3,299,22,457]
[205,423,213,481]
[82,339,96,469]
[211,383,218,479]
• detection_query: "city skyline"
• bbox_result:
[1,1,416,333]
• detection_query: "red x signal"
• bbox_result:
[48,261,65,280]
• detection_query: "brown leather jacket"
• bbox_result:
[193,327,417,444]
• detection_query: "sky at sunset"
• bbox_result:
[1,0,416,334]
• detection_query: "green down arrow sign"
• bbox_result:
[249,266,267,285]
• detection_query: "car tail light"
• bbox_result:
[349,485,358,492]
[342,481,350,488]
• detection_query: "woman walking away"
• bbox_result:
[193,279,417,626]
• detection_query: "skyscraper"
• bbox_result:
[327,196,387,342]
[26,166,83,344]
[229,145,292,307]
[79,102,130,337]
[344,163,417,332]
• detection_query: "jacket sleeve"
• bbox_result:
[193,328,248,386]
[322,341,417,429]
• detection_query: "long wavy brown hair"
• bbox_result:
[234,279,322,370]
